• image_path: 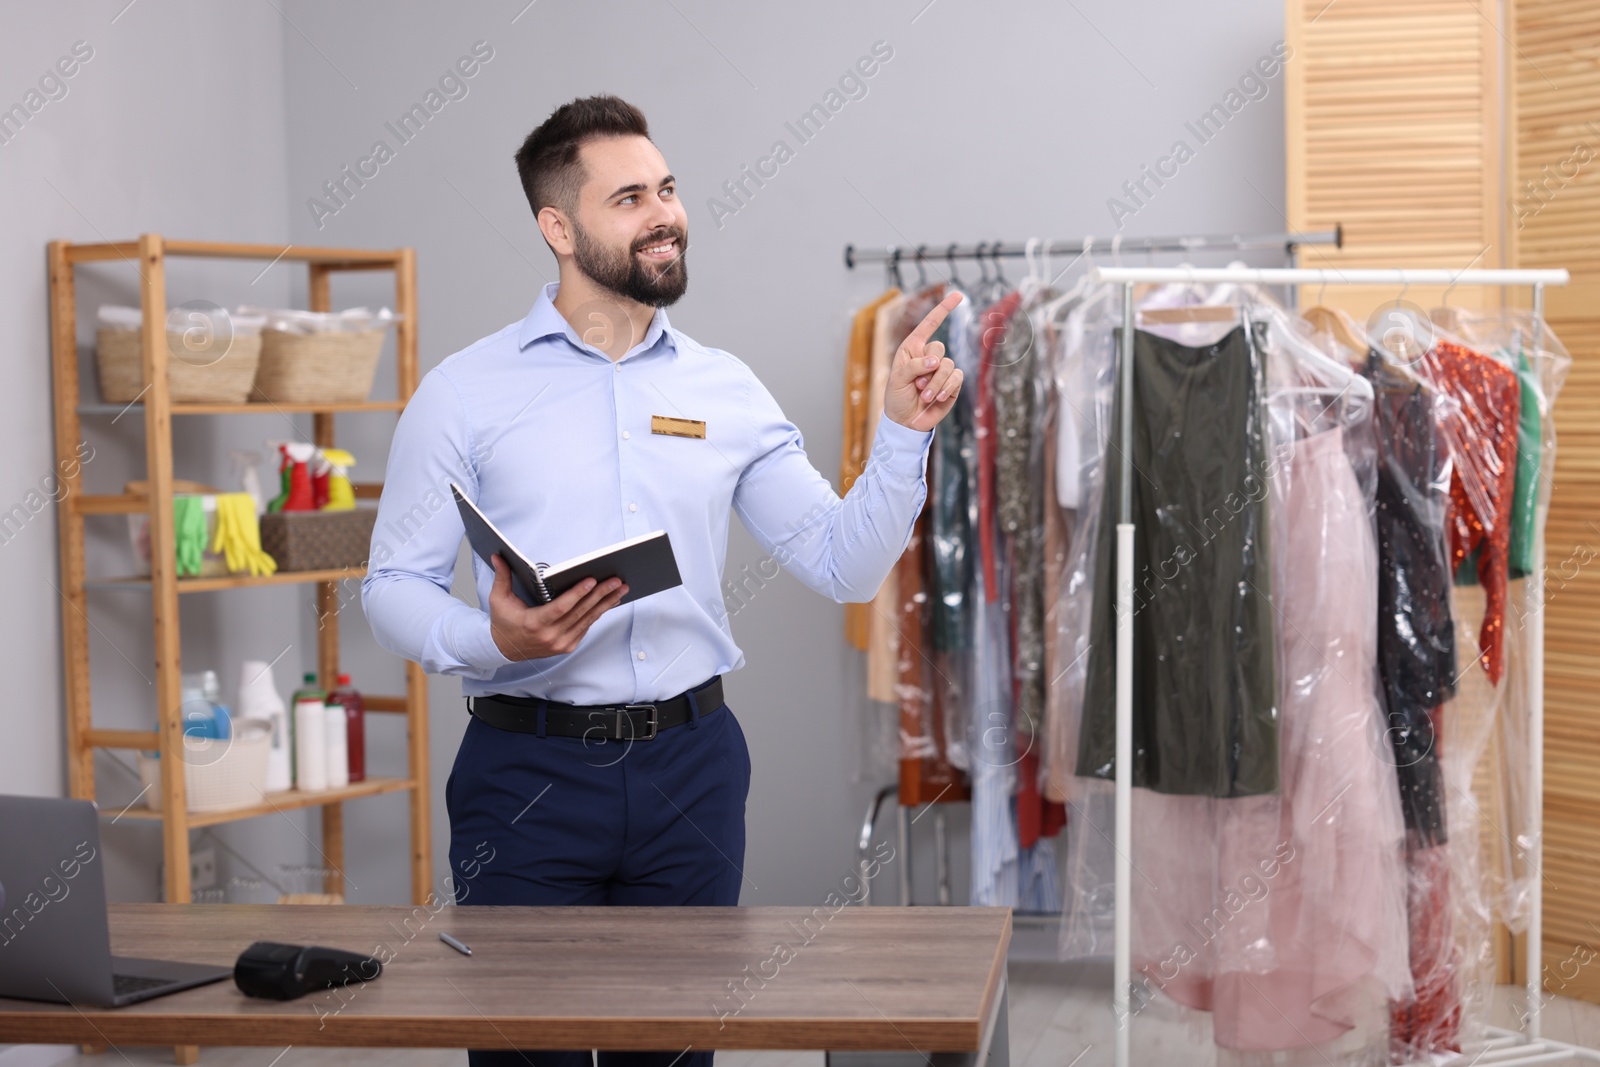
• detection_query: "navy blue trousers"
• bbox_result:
[446,690,750,1067]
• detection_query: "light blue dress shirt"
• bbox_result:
[362,282,935,704]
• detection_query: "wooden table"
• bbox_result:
[0,905,1011,1066]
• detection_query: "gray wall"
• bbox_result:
[3,0,1290,910]
[0,0,327,908]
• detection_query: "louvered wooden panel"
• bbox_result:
[1511,0,1600,1006]
[1286,0,1504,313]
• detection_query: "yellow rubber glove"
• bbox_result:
[211,493,278,576]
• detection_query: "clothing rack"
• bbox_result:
[847,228,1344,911]
[842,228,1343,284]
[1090,264,1584,1067]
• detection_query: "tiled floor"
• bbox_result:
[26,963,1600,1067]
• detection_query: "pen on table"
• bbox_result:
[439,932,473,956]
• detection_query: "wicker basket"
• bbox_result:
[137,718,272,813]
[96,326,262,404]
[260,508,378,572]
[252,329,384,404]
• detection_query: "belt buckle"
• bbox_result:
[622,703,658,741]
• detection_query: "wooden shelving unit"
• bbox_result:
[47,234,431,910]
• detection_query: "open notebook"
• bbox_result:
[451,483,682,607]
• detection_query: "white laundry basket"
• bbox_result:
[137,717,273,813]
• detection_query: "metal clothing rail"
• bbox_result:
[842,227,1343,273]
[1094,265,1570,286]
[1088,265,1583,1067]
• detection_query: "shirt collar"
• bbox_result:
[517,282,675,363]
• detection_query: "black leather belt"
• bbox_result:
[467,676,724,741]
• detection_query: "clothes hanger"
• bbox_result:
[1258,309,1375,434]
[1298,274,1425,383]
[1115,234,1174,306]
[1036,236,1095,325]
[991,241,1010,290]
[1017,237,1050,305]
[1023,237,1041,294]
[1250,293,1371,401]
[1135,265,1236,323]
[1301,305,1370,355]
[1299,272,1338,339]
[1372,271,1437,366]
[1139,304,1242,324]
[1143,264,1368,399]
[977,242,1008,305]
[1430,279,1464,334]
[1425,285,1517,369]
[946,243,966,290]
[914,245,929,291]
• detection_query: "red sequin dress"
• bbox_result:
[1422,341,1521,683]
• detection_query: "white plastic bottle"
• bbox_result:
[294,694,328,792]
[324,704,349,789]
[239,660,291,793]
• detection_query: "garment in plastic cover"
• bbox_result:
[1443,309,1569,938]
[1061,285,1419,1063]
[1076,314,1279,798]
[1384,310,1571,1059]
[967,289,1024,907]
[1055,277,1256,952]
[894,288,950,769]
[929,291,978,773]
[1360,348,1457,851]
[1052,281,1120,956]
[1051,285,1567,1063]
[1146,300,1409,1060]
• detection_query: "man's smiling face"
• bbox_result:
[566,134,689,307]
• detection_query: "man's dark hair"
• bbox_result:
[514,95,651,219]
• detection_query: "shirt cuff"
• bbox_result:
[870,416,935,482]
[452,610,515,676]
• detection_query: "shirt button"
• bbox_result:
[637,651,646,661]
[629,502,638,512]
[622,430,631,440]
[614,364,621,373]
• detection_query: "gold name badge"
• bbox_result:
[651,415,706,439]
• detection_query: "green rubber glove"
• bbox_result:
[173,495,207,577]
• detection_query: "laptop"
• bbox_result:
[0,795,232,1007]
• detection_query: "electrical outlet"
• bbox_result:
[190,846,217,892]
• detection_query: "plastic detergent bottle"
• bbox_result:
[327,674,366,783]
[291,673,328,791]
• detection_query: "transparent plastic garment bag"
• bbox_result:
[1057,283,1415,1064]
[1051,280,1121,954]
[1430,308,1570,940]
[1303,302,1487,1060]
[1389,307,1570,1057]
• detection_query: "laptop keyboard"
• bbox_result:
[112,973,172,997]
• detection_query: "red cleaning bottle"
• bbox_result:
[327,674,366,783]
[310,449,331,510]
[283,455,315,511]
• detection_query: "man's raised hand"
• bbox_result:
[884,290,964,433]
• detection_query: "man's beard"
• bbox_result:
[571,221,689,307]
